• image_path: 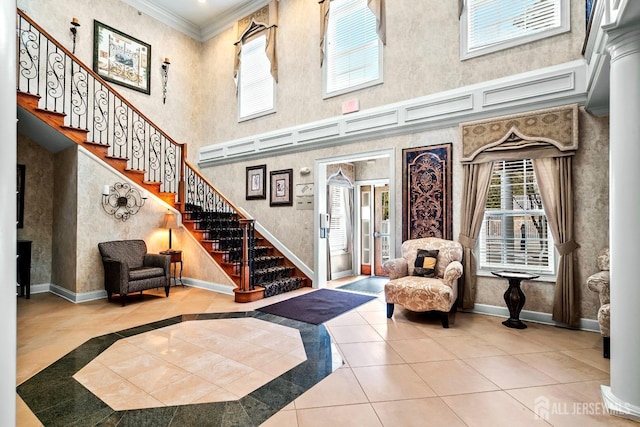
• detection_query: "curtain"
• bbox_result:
[533,156,579,327]
[318,0,386,65]
[458,162,494,310]
[233,1,278,83]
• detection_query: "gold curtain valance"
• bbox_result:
[233,1,279,82]
[460,104,579,164]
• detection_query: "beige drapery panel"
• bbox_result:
[459,162,494,309]
[233,1,279,83]
[318,0,386,65]
[459,105,579,325]
[532,157,579,327]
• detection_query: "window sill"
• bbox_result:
[477,269,556,284]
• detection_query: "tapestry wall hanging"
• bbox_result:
[402,143,452,241]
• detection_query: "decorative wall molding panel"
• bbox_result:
[199,60,588,167]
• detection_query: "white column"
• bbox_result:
[0,2,18,426]
[604,27,640,422]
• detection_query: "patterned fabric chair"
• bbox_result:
[383,238,463,328]
[98,240,171,306]
[587,247,610,358]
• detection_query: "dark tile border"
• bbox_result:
[17,311,339,426]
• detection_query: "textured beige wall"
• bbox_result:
[17,134,53,286]
[206,108,609,320]
[51,146,78,292]
[75,149,233,294]
[17,0,204,151]
[194,0,586,154]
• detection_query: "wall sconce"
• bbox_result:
[70,17,80,54]
[102,182,147,221]
[161,210,179,251]
[161,58,170,104]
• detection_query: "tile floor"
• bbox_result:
[16,280,636,426]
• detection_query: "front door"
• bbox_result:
[359,183,390,276]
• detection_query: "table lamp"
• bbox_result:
[161,211,178,251]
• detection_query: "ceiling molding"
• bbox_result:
[123,0,273,42]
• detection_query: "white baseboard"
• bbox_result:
[33,278,233,303]
[471,303,600,332]
[182,277,234,295]
[601,385,640,422]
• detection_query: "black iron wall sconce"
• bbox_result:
[102,182,147,221]
[162,57,170,104]
[70,17,80,54]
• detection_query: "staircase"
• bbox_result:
[15,9,310,301]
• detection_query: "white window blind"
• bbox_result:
[478,159,555,275]
[329,186,347,253]
[238,34,275,120]
[325,0,382,97]
[462,0,569,59]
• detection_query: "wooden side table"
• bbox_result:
[161,250,183,287]
[491,270,539,329]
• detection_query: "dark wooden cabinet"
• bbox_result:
[17,240,31,299]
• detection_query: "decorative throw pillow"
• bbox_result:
[414,249,439,277]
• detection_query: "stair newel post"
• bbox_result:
[234,218,264,303]
[178,144,186,206]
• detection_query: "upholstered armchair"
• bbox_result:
[98,240,171,306]
[587,247,610,358]
[383,237,463,328]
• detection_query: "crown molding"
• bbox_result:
[123,0,273,42]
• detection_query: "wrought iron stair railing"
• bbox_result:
[17,9,182,196]
[16,9,307,300]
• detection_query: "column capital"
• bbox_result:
[606,28,640,63]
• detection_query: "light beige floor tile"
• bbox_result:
[464,355,558,389]
[194,358,254,386]
[95,380,164,410]
[337,341,405,367]
[561,348,610,373]
[16,395,43,427]
[372,397,466,427]
[327,324,384,343]
[442,390,545,427]
[478,331,554,354]
[352,364,436,402]
[507,383,638,426]
[295,367,368,409]
[151,373,220,405]
[411,359,500,396]
[222,369,275,396]
[369,321,430,341]
[387,337,457,363]
[325,311,369,326]
[437,335,508,359]
[260,409,299,427]
[515,352,609,383]
[296,404,383,427]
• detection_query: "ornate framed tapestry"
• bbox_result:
[402,143,452,241]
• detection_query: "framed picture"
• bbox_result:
[17,164,25,229]
[246,165,266,200]
[402,143,452,241]
[93,20,151,94]
[270,169,293,206]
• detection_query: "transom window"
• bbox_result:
[461,0,570,60]
[238,34,275,121]
[324,0,382,98]
[478,159,555,275]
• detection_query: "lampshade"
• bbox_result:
[162,212,178,229]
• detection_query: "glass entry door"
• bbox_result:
[359,183,390,276]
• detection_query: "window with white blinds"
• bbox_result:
[461,0,569,60]
[478,159,555,275]
[324,0,382,98]
[238,34,275,121]
[329,186,348,253]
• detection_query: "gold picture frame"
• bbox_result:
[93,20,151,94]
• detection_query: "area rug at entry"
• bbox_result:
[257,289,376,325]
